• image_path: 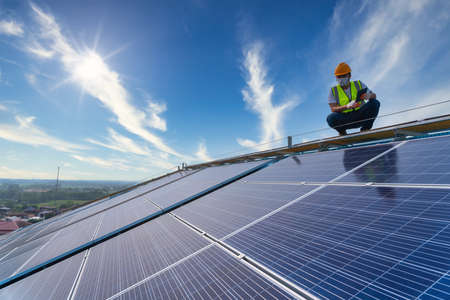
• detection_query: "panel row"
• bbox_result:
[224,185,450,299]
[0,217,294,300]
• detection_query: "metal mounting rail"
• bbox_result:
[188,114,450,169]
[245,181,450,190]
[0,158,278,290]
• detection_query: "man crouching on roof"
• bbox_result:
[327,62,380,136]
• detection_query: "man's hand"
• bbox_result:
[346,101,361,109]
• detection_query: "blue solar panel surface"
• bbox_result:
[226,185,450,299]
[0,252,84,300]
[116,245,294,300]
[0,170,188,275]
[0,214,100,282]
[247,143,395,183]
[339,135,450,184]
[74,214,210,299]
[147,161,265,208]
[175,179,315,239]
[1,134,450,299]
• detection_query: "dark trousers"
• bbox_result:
[327,99,380,134]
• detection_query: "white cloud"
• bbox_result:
[146,101,167,131]
[27,43,54,59]
[324,0,450,129]
[29,3,181,157]
[71,154,131,171]
[141,156,176,170]
[71,153,175,173]
[86,128,151,156]
[0,166,52,179]
[0,20,23,36]
[237,42,298,151]
[196,141,212,162]
[85,128,179,170]
[0,104,6,111]
[0,115,86,152]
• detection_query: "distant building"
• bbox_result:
[40,206,57,212]
[0,206,10,216]
[5,215,30,222]
[0,220,19,235]
[38,210,56,219]
[15,220,31,228]
[24,206,39,214]
[7,212,31,219]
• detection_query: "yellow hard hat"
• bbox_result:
[334,62,351,76]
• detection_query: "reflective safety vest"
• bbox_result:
[331,80,363,113]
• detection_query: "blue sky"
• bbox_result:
[0,0,449,181]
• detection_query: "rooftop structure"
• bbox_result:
[0,116,449,299]
[0,221,19,235]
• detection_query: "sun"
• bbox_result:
[72,51,106,86]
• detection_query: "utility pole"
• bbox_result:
[55,166,60,210]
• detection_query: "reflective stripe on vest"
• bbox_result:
[331,80,362,113]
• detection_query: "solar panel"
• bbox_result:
[225,185,450,299]
[147,161,267,208]
[73,215,210,299]
[247,143,395,183]
[93,194,160,236]
[0,194,165,281]
[339,135,450,184]
[0,232,53,264]
[1,134,450,299]
[0,171,192,266]
[0,214,101,282]
[112,245,295,299]
[174,175,316,239]
[0,252,85,299]
[0,216,75,255]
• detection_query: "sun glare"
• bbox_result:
[72,51,106,85]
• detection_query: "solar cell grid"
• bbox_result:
[147,161,265,208]
[0,214,101,283]
[0,215,76,252]
[115,245,294,300]
[226,185,450,300]
[246,143,396,183]
[174,181,315,238]
[94,194,160,236]
[73,214,210,299]
[0,171,185,260]
[0,232,52,263]
[0,252,84,300]
[339,135,450,184]
[419,272,450,299]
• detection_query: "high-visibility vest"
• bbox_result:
[331,80,362,113]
